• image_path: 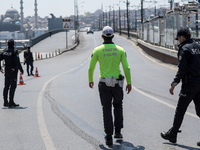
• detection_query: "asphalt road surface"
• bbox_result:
[0,31,200,150]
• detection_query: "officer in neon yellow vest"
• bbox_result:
[88,26,132,145]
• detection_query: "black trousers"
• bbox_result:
[3,75,17,103]
[26,62,34,75]
[98,82,124,136]
[173,83,200,132]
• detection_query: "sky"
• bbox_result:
[0,0,187,18]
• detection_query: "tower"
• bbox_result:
[35,0,38,29]
[20,0,24,32]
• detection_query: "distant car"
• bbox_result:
[87,28,94,34]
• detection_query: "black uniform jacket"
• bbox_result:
[24,50,33,63]
[0,47,23,78]
[172,39,200,85]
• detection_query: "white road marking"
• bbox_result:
[37,34,96,150]
[132,85,199,119]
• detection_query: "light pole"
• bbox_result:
[109,6,111,26]
[102,11,104,27]
[77,1,84,30]
[106,6,108,26]
[124,11,126,30]
[112,4,116,31]
[74,0,84,43]
[141,0,143,23]
[99,14,101,30]
[119,1,122,35]
[124,0,130,38]
[131,5,140,31]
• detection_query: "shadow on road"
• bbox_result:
[2,107,27,109]
[99,140,145,150]
[163,142,200,150]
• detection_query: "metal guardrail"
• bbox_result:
[31,29,65,47]
[115,29,138,38]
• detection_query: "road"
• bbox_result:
[0,31,199,150]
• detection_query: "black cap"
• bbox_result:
[8,39,14,47]
[174,28,191,40]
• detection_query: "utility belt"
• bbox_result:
[99,75,124,88]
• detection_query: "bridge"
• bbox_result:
[0,30,200,150]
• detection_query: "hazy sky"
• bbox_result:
[0,0,184,18]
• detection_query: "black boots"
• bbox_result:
[3,101,9,107]
[105,135,113,145]
[9,102,19,108]
[114,132,123,140]
[161,127,181,143]
[197,141,200,146]
[3,101,19,108]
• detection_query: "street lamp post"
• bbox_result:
[106,6,108,26]
[135,9,137,31]
[124,0,130,38]
[74,0,84,43]
[99,14,101,30]
[124,11,126,30]
[109,6,111,26]
[77,1,84,30]
[119,1,122,35]
[113,4,115,31]
[131,5,140,31]
[103,12,104,27]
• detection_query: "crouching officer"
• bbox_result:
[0,39,24,107]
[160,28,200,147]
[88,26,132,145]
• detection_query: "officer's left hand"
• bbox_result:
[89,82,94,88]
[0,69,4,74]
[169,86,175,95]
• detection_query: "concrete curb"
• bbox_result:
[137,39,178,65]
[137,39,178,58]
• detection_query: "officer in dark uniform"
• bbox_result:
[160,28,200,147]
[0,39,24,107]
[24,46,34,76]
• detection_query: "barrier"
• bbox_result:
[31,29,65,47]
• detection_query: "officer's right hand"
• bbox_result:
[89,82,94,88]
[169,86,175,95]
[126,84,132,94]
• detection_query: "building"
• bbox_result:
[0,7,21,32]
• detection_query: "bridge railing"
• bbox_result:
[31,29,65,47]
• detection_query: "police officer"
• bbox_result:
[24,46,34,76]
[88,26,132,145]
[160,28,200,147]
[0,39,24,107]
